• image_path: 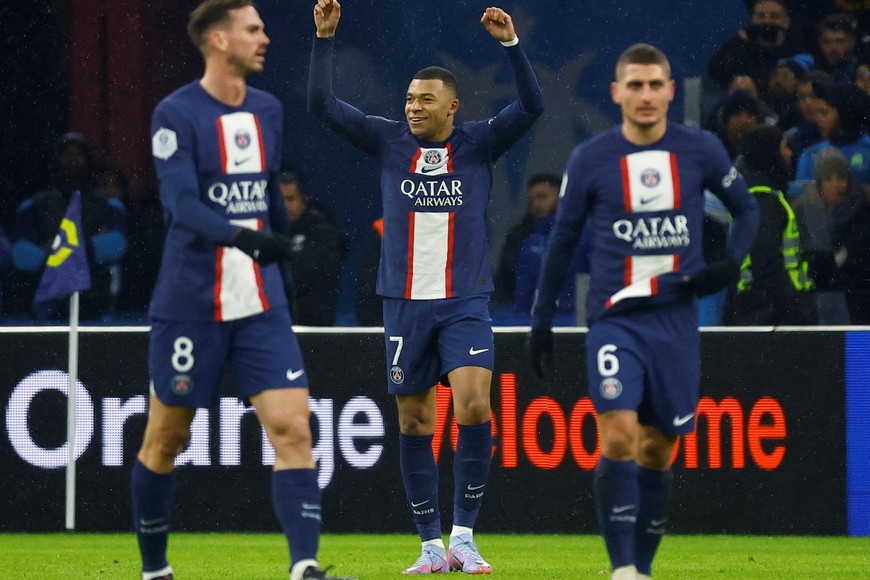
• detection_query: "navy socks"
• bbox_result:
[634,466,672,575]
[594,457,639,570]
[272,468,322,566]
[400,433,442,541]
[131,460,176,572]
[453,422,492,528]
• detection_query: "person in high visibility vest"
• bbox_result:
[725,124,817,325]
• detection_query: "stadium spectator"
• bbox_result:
[794,147,870,324]
[279,170,348,326]
[764,55,813,131]
[725,125,816,325]
[492,173,561,306]
[8,132,128,322]
[530,43,759,580]
[354,216,383,326]
[785,70,834,172]
[131,2,353,580]
[309,1,543,574]
[794,81,870,187]
[708,0,800,94]
[808,13,860,83]
[709,89,765,160]
[511,218,590,324]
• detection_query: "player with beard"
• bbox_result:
[132,2,353,579]
[529,44,759,579]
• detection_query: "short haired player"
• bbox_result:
[309,0,543,574]
[529,44,760,579]
[132,1,353,579]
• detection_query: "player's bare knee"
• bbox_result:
[398,411,435,436]
[267,414,313,451]
[456,398,491,425]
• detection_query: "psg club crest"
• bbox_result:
[390,365,405,384]
[424,150,442,165]
[235,129,252,149]
[640,168,660,187]
[599,377,622,400]
[171,374,194,396]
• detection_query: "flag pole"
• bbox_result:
[65,291,81,531]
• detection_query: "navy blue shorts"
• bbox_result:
[383,295,494,395]
[585,299,700,435]
[148,308,307,408]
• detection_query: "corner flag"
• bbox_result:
[34,190,91,304]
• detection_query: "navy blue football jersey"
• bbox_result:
[149,81,289,321]
[534,123,759,326]
[309,37,543,300]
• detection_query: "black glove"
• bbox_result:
[233,228,294,265]
[528,327,554,378]
[686,259,741,297]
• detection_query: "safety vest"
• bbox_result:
[737,185,814,292]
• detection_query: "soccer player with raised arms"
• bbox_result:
[309,0,543,574]
[529,44,760,579]
[132,1,352,579]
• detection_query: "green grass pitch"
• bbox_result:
[3,533,869,578]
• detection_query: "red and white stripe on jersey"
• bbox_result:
[620,150,681,212]
[409,144,453,175]
[213,218,269,321]
[405,211,455,299]
[606,254,680,308]
[215,112,267,175]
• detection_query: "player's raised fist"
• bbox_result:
[480,7,516,43]
[313,0,340,38]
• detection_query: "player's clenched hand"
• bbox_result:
[313,0,340,38]
[528,327,554,378]
[685,258,741,297]
[233,228,294,265]
[480,7,516,43]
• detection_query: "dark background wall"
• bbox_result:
[0,0,847,319]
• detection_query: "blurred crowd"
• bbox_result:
[0,0,868,326]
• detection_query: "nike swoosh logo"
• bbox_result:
[467,483,485,491]
[139,517,165,526]
[420,165,445,173]
[639,196,660,204]
[673,413,695,426]
[286,369,304,381]
[611,504,636,513]
[302,503,320,510]
[411,500,429,507]
[650,518,668,526]
[469,347,490,355]
[234,157,252,166]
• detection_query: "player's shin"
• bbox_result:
[131,459,176,574]
[452,421,492,530]
[594,457,640,570]
[634,467,672,575]
[400,433,442,541]
[272,468,322,568]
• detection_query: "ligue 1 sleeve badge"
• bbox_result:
[389,365,405,384]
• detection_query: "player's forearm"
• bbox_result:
[307,37,336,118]
[726,195,760,264]
[531,224,580,329]
[505,43,544,116]
[160,175,236,245]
